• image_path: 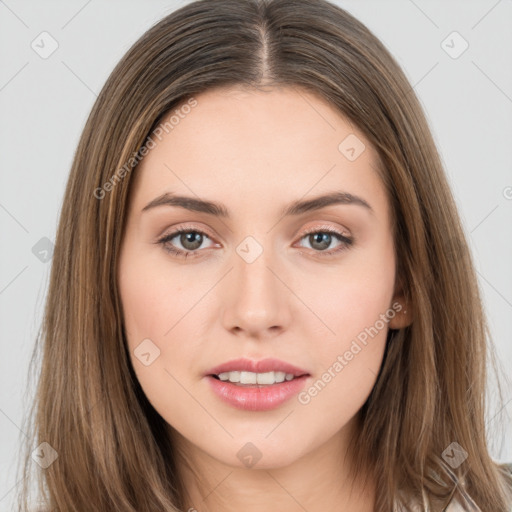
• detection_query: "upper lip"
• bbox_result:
[206,358,310,377]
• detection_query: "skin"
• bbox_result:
[117,85,412,512]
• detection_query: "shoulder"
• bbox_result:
[394,463,512,511]
[501,462,512,476]
[395,494,486,511]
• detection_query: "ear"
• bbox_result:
[388,277,413,330]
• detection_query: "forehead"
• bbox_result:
[130,85,388,220]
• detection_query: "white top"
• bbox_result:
[394,463,512,510]
[394,496,465,511]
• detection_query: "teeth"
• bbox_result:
[217,371,295,384]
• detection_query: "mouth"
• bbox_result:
[209,370,306,386]
[205,358,311,411]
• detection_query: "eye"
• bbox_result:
[156,224,354,259]
[157,227,216,259]
[295,225,353,257]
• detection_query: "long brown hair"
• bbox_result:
[17,0,512,510]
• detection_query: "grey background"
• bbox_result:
[1,0,511,509]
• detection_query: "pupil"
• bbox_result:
[311,233,330,251]
[182,232,202,250]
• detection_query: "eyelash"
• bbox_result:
[156,225,354,259]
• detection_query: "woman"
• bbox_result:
[18,0,512,510]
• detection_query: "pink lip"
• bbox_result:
[205,358,310,411]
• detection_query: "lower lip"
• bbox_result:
[206,375,309,411]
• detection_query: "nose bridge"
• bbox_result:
[221,233,290,335]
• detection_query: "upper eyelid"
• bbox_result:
[301,224,351,237]
[159,223,351,241]
[161,224,217,243]
[159,224,352,248]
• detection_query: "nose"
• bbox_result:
[221,243,292,339]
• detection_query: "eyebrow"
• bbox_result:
[141,191,373,217]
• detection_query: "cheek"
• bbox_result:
[118,247,201,343]
[295,278,393,424]
[118,254,209,430]
[295,239,395,404]
[297,238,396,346]
[117,245,196,379]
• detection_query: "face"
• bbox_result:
[117,85,408,472]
